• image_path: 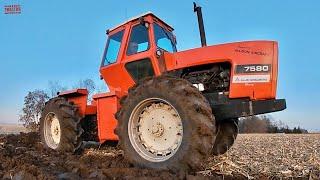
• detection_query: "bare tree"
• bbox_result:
[19,90,49,131]
[76,79,95,93]
[95,83,108,93]
[48,80,67,98]
[73,79,96,101]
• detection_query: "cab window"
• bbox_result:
[126,24,149,55]
[153,23,177,52]
[103,30,124,66]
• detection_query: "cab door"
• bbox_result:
[100,26,135,94]
[122,22,160,83]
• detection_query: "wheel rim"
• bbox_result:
[44,112,61,149]
[128,98,183,162]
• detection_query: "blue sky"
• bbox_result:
[0,0,319,131]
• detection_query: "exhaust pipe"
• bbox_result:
[193,2,207,47]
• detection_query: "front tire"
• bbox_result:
[40,97,83,152]
[115,76,215,172]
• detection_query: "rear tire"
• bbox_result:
[115,76,215,172]
[212,119,238,155]
[40,97,83,153]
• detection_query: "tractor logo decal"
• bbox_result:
[235,48,267,56]
[232,74,270,83]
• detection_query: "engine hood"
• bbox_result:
[170,40,277,70]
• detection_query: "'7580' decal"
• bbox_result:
[235,64,271,74]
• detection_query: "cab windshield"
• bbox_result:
[153,23,177,53]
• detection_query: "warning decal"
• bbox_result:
[232,75,270,83]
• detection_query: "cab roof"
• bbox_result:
[108,12,174,33]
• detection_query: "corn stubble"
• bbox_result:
[200,134,320,179]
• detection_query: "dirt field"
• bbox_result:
[0,133,319,179]
[0,124,27,135]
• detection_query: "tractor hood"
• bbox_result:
[169,40,277,70]
[163,40,279,100]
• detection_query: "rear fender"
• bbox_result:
[93,90,120,143]
[58,89,96,117]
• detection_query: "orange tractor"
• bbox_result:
[40,3,286,171]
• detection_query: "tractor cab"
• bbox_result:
[100,12,177,94]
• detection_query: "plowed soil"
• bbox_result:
[0,133,319,179]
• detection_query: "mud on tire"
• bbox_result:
[40,97,83,153]
[115,76,216,172]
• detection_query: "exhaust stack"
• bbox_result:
[193,2,207,47]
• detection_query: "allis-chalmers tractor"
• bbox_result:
[40,3,286,171]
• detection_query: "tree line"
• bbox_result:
[239,116,308,134]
